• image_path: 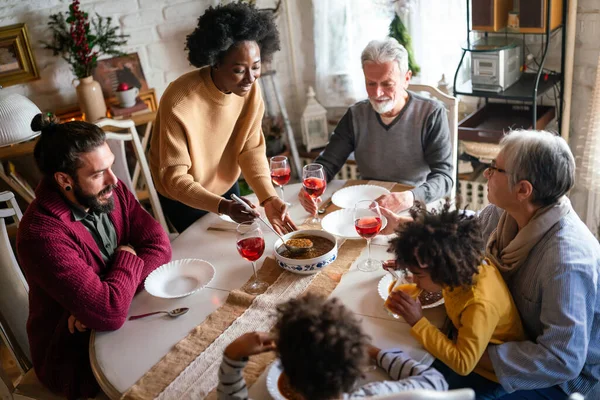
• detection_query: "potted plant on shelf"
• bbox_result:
[42,0,128,122]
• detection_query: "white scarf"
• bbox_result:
[486,196,572,278]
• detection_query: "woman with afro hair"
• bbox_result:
[149,1,296,233]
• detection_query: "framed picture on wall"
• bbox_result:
[0,23,40,87]
[93,53,149,98]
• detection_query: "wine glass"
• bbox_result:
[270,156,291,205]
[302,163,327,225]
[236,221,268,295]
[354,200,383,272]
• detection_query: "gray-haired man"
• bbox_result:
[298,37,453,214]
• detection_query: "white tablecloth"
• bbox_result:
[91,181,446,399]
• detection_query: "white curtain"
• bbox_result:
[406,0,468,86]
[313,0,394,107]
[313,0,468,107]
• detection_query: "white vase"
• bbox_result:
[73,76,107,122]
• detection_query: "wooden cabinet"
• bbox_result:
[472,0,514,32]
[519,0,563,33]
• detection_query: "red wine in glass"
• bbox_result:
[355,217,382,239]
[236,237,265,261]
[270,156,291,205]
[303,163,326,225]
[271,168,291,186]
[236,221,268,295]
[303,177,326,198]
[354,200,383,272]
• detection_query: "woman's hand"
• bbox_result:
[220,197,259,223]
[263,197,297,234]
[224,332,276,361]
[379,207,412,235]
[385,290,424,326]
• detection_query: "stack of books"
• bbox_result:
[109,100,150,119]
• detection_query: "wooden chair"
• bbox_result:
[0,191,62,399]
[94,118,170,234]
[302,85,459,197]
[408,84,459,200]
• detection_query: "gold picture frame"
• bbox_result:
[0,23,40,87]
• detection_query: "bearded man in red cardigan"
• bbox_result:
[17,113,172,399]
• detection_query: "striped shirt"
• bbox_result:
[480,205,600,395]
[216,349,448,399]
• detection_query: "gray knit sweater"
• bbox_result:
[314,92,453,203]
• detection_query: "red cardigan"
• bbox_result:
[17,179,172,399]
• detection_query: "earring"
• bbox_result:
[65,186,71,192]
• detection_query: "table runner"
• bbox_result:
[122,180,400,399]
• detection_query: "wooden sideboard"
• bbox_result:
[0,90,158,204]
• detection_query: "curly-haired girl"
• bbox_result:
[149,2,295,234]
[387,201,525,399]
[217,293,447,399]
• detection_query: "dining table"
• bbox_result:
[89,180,447,400]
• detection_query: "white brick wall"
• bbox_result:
[0,0,303,137]
[568,4,600,223]
[3,0,595,153]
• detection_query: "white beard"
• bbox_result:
[369,97,395,114]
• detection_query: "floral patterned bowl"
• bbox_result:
[273,230,338,275]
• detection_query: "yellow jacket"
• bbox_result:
[411,260,525,382]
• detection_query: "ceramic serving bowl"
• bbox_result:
[273,230,338,275]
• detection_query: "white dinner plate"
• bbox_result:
[331,185,391,209]
[321,209,387,240]
[144,259,215,299]
[377,274,445,309]
[266,360,286,400]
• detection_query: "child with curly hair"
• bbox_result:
[387,201,525,399]
[217,293,448,399]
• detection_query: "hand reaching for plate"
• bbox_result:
[375,191,414,213]
[379,207,413,235]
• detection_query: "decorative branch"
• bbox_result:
[41,0,128,79]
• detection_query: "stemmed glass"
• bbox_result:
[302,163,327,225]
[354,200,383,272]
[270,156,291,205]
[236,221,268,295]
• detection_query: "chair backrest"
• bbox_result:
[94,118,169,233]
[408,84,459,199]
[369,388,475,400]
[0,191,31,373]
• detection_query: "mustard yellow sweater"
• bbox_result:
[149,67,277,214]
[411,260,525,382]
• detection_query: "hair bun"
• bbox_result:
[31,112,60,132]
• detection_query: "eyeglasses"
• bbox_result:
[486,160,509,175]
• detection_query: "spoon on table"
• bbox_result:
[129,307,189,320]
[230,194,312,255]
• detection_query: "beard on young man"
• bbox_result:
[73,181,118,214]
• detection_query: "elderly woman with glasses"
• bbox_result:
[380,130,600,399]
[473,130,600,399]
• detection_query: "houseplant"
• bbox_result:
[42,0,128,121]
